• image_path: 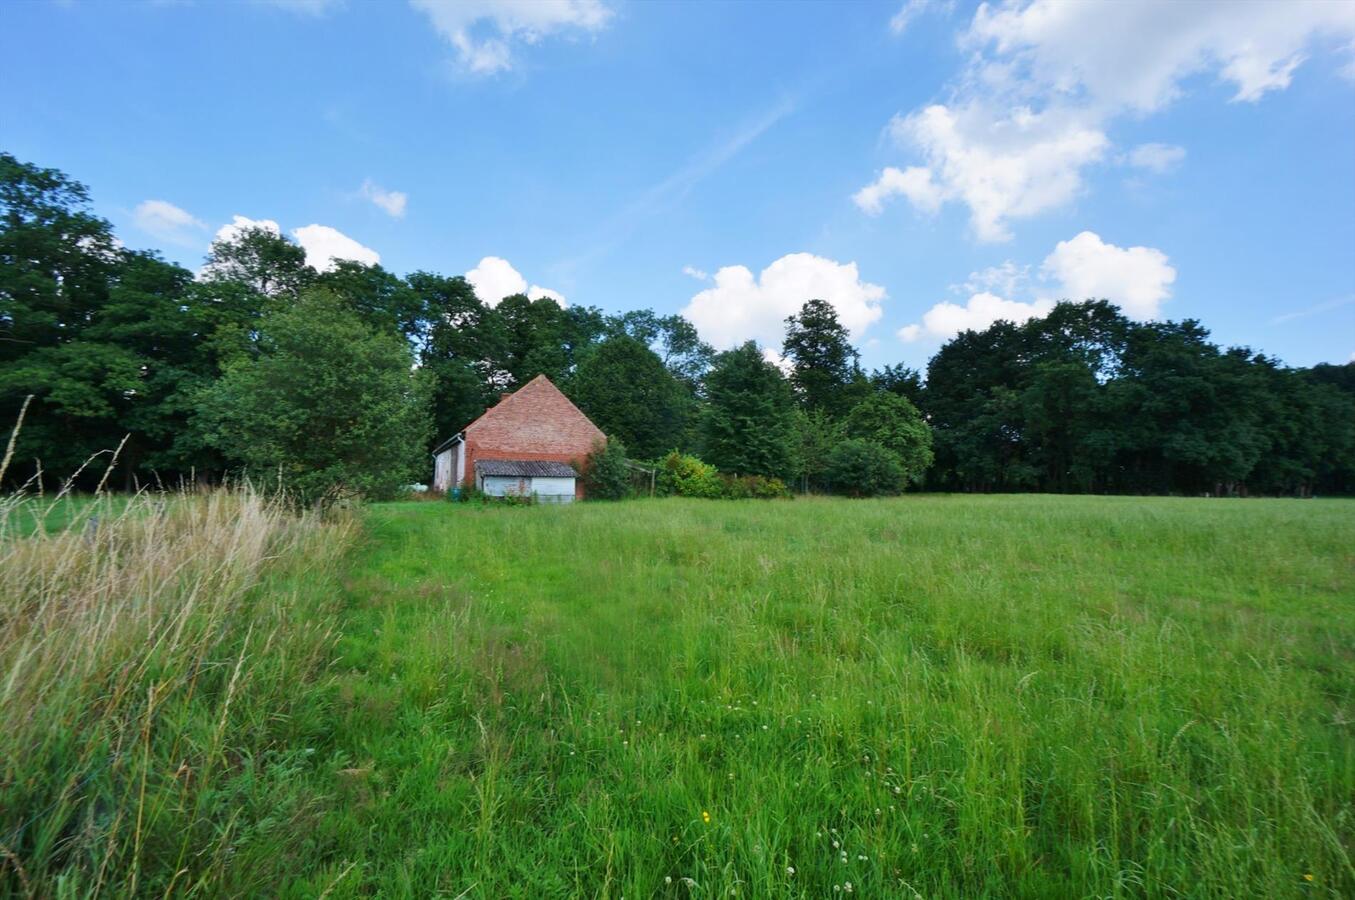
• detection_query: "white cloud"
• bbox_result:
[853,165,944,216]
[291,224,380,272]
[900,230,1174,341]
[466,255,566,306]
[682,265,709,281]
[861,1,1355,241]
[132,200,207,246]
[862,103,1110,241]
[1040,231,1175,320]
[527,285,566,305]
[967,0,1355,112]
[1124,142,1186,174]
[410,0,613,75]
[900,292,1054,342]
[361,179,408,218]
[213,215,282,244]
[681,252,886,350]
[889,0,948,36]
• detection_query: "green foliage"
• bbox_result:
[605,309,715,388]
[842,391,934,484]
[570,336,692,459]
[656,451,724,498]
[583,437,632,500]
[701,342,797,478]
[823,438,906,497]
[201,221,313,298]
[198,290,433,503]
[782,299,867,414]
[719,472,792,499]
[923,300,1355,495]
[13,496,1344,895]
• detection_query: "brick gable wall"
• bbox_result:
[461,375,606,499]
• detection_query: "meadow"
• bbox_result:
[2,493,1352,897]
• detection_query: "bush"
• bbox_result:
[584,437,632,501]
[720,473,792,499]
[824,439,906,497]
[656,451,724,498]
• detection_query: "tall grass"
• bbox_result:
[2,492,1351,896]
[0,487,356,895]
[310,496,1353,898]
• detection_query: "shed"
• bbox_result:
[432,374,606,500]
[474,459,579,503]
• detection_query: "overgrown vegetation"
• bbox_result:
[0,486,356,894]
[3,489,1351,896]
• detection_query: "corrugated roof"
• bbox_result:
[475,459,578,478]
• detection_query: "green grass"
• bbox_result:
[4,494,1353,896]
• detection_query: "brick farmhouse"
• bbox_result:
[431,375,605,502]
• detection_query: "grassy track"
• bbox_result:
[3,494,1352,897]
[301,495,1354,898]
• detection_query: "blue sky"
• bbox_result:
[4,0,1353,370]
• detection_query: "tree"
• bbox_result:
[570,335,691,459]
[842,392,934,485]
[198,290,432,503]
[782,299,865,414]
[823,439,905,497]
[701,342,797,477]
[791,408,840,492]
[411,272,508,443]
[317,260,426,342]
[201,223,312,299]
[583,437,631,500]
[606,309,715,389]
[870,364,924,407]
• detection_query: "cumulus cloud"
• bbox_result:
[899,291,1053,342]
[410,0,613,75]
[213,215,282,244]
[860,0,1355,241]
[132,200,207,246]
[853,165,944,216]
[900,230,1175,341]
[681,252,886,350]
[859,105,1109,241]
[1040,231,1175,320]
[1124,142,1186,174]
[291,224,380,272]
[361,180,408,218]
[682,265,709,281]
[465,256,566,306]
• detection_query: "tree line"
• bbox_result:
[3,152,1352,499]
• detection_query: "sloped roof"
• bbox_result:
[460,375,605,452]
[475,459,578,478]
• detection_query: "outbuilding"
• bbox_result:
[432,374,606,502]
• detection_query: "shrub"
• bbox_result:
[720,473,792,499]
[824,438,906,497]
[584,437,632,501]
[656,451,723,498]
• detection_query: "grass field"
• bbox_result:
[3,494,1353,897]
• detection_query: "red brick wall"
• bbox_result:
[460,375,606,499]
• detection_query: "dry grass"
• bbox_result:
[0,487,356,895]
